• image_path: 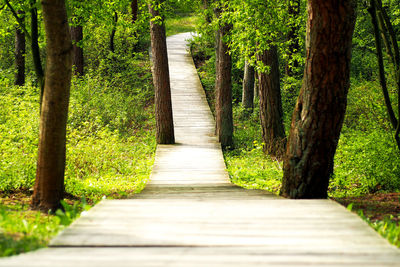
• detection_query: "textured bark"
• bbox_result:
[110,12,118,53]
[32,0,73,212]
[258,46,286,158]
[215,22,233,149]
[285,0,301,77]
[14,10,25,86]
[281,0,357,199]
[70,24,84,76]
[131,0,138,23]
[30,4,44,103]
[242,60,254,111]
[149,1,175,144]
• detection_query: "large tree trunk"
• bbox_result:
[32,0,73,212]
[285,0,301,77]
[149,1,175,144]
[14,10,25,86]
[281,0,357,199]
[30,3,44,104]
[215,21,233,149]
[242,60,254,112]
[70,24,84,76]
[258,46,285,158]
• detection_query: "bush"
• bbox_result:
[0,53,155,201]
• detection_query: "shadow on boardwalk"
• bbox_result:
[1,33,400,267]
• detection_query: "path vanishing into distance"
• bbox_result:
[2,32,400,266]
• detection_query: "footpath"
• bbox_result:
[1,32,400,266]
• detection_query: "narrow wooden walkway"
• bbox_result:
[2,33,400,266]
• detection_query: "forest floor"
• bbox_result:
[334,193,400,222]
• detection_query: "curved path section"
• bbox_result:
[1,33,400,266]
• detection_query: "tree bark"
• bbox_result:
[131,0,138,23]
[242,60,254,112]
[32,0,73,212]
[215,21,233,149]
[30,3,44,104]
[281,0,357,199]
[258,46,286,158]
[149,1,175,144]
[14,10,25,86]
[70,24,84,76]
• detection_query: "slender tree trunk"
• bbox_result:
[70,24,84,76]
[286,0,300,77]
[30,2,44,103]
[14,10,25,86]
[214,8,221,101]
[254,72,259,100]
[110,12,118,53]
[258,46,286,158]
[215,20,233,149]
[131,0,138,23]
[149,1,175,144]
[32,0,73,212]
[369,0,400,150]
[281,0,357,199]
[242,60,254,112]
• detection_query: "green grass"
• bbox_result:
[165,14,198,37]
[0,198,90,257]
[224,106,282,194]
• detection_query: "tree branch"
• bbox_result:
[4,0,32,40]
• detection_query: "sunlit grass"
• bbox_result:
[165,14,198,36]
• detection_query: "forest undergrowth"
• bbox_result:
[0,24,156,257]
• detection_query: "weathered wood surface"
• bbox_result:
[1,32,400,266]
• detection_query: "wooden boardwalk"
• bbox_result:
[2,32,400,266]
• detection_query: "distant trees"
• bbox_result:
[29,0,45,101]
[149,0,175,144]
[70,23,84,75]
[281,0,357,198]
[14,10,25,86]
[257,46,285,158]
[286,0,301,78]
[228,0,287,156]
[368,0,400,150]
[70,0,84,76]
[241,61,255,112]
[32,0,73,211]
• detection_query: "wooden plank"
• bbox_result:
[3,247,400,267]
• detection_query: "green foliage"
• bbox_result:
[330,81,400,197]
[0,57,156,201]
[55,200,91,226]
[348,205,400,248]
[0,204,59,257]
[331,130,400,197]
[0,199,91,257]
[224,106,282,193]
[165,14,198,36]
[0,84,39,193]
[369,215,400,247]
